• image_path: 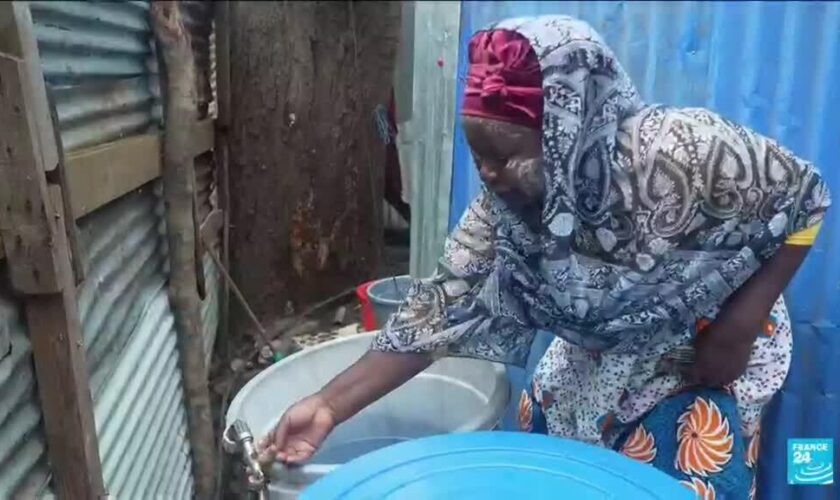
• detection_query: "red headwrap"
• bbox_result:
[462,30,543,129]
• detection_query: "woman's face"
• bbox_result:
[462,115,544,215]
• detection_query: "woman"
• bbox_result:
[260,16,830,498]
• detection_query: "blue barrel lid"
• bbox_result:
[302,431,693,499]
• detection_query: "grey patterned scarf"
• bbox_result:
[373,15,830,365]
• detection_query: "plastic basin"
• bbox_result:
[225,332,509,499]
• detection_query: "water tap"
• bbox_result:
[225,419,269,499]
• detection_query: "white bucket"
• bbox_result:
[225,332,509,499]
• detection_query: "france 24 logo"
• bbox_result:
[787,438,834,485]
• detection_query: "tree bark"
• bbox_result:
[228,1,401,328]
[150,3,216,498]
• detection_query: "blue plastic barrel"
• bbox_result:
[302,431,693,499]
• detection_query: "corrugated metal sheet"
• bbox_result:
[453,2,840,499]
[76,185,167,395]
[182,1,213,119]
[195,151,220,363]
[201,252,220,367]
[185,0,220,361]
[76,182,194,498]
[2,2,210,497]
[0,284,51,498]
[94,291,193,499]
[29,0,160,152]
[401,1,461,277]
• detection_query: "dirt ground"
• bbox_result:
[210,230,409,497]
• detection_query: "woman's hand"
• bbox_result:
[258,393,337,465]
[256,350,431,466]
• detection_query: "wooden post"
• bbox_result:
[151,2,217,498]
[0,2,58,173]
[0,37,105,500]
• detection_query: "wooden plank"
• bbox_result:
[1,133,162,259]
[27,186,105,499]
[0,54,63,293]
[46,85,85,283]
[1,120,214,258]
[65,134,162,218]
[0,2,59,171]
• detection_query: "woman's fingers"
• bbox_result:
[257,445,277,466]
[256,416,289,460]
[272,415,291,454]
[286,442,315,464]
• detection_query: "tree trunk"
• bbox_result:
[228,1,400,328]
[151,3,216,498]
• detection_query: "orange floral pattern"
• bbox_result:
[748,477,756,500]
[680,477,716,500]
[746,427,760,468]
[676,397,734,476]
[621,424,657,463]
[518,389,533,432]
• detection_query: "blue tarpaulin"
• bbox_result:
[450,2,840,498]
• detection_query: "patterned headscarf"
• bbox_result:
[373,16,830,365]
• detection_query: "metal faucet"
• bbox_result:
[224,419,269,499]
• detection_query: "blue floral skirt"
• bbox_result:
[519,386,758,500]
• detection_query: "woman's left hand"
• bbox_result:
[688,312,760,388]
